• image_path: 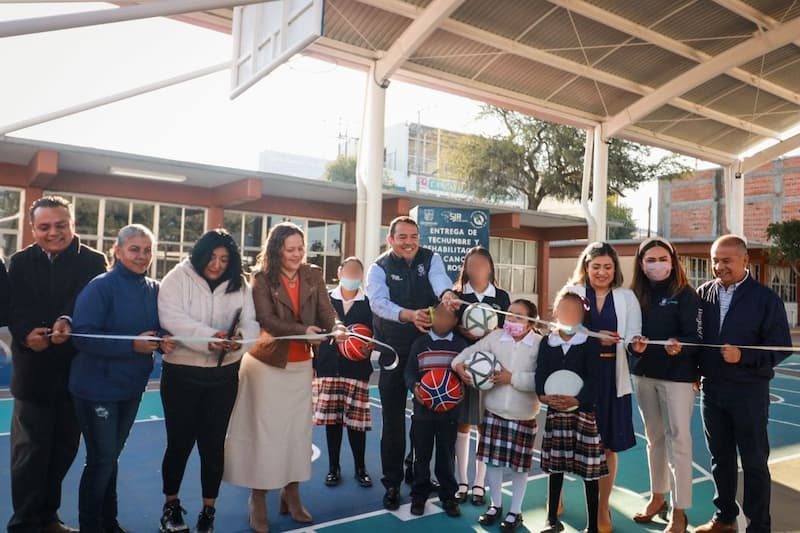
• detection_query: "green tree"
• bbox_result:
[766,219,800,275]
[448,105,687,210]
[324,155,357,184]
[607,199,637,240]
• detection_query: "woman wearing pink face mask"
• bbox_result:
[629,238,702,533]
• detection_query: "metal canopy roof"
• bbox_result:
[175,0,800,167]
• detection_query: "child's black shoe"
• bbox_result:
[540,519,565,533]
[500,512,523,532]
[478,505,503,526]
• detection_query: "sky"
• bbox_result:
[0,2,728,230]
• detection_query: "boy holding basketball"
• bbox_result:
[536,290,607,533]
[404,303,468,517]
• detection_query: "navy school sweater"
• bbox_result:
[69,261,162,402]
[314,291,374,382]
[696,275,791,384]
[535,335,603,412]
[405,331,469,421]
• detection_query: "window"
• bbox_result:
[770,266,797,303]
[749,263,761,284]
[681,256,709,289]
[489,237,537,296]
[52,192,206,279]
[225,211,345,284]
[0,187,23,260]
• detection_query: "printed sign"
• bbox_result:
[410,206,490,282]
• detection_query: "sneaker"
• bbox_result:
[410,498,426,516]
[195,505,215,533]
[160,499,190,533]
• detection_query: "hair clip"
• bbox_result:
[579,295,591,312]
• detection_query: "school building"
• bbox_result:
[0,136,587,316]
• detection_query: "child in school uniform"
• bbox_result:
[536,290,608,533]
[404,302,469,517]
[313,257,374,488]
[452,299,542,533]
[453,246,511,505]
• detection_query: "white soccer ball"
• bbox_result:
[466,350,501,391]
[462,302,499,338]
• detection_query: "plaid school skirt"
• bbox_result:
[540,408,608,481]
[477,410,537,473]
[312,377,372,432]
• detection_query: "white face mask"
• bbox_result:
[643,261,672,282]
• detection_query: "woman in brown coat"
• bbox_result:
[223,222,345,533]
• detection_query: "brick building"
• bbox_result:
[657,156,800,324]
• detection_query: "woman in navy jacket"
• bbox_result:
[70,224,176,533]
[629,238,702,533]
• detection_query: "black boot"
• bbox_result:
[195,505,215,533]
[159,499,189,533]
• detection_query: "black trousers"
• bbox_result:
[702,381,772,533]
[160,361,239,500]
[379,361,411,490]
[7,394,80,533]
[410,416,458,501]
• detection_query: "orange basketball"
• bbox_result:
[338,323,373,361]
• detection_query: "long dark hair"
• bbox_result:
[190,229,243,293]
[631,237,692,311]
[256,222,305,286]
[568,241,624,288]
[454,246,497,292]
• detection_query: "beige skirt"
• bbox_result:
[223,354,313,490]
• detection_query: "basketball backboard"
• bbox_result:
[230,0,324,99]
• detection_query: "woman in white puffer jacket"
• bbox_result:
[156,229,260,533]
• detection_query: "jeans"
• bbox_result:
[701,381,771,533]
[73,395,141,533]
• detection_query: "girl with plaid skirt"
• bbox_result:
[452,299,542,532]
[453,246,511,506]
[312,257,374,488]
[536,291,607,533]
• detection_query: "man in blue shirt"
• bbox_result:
[695,235,791,533]
[365,216,458,510]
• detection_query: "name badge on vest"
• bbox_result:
[390,274,402,281]
[417,264,426,277]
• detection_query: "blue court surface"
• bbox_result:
[1,360,799,533]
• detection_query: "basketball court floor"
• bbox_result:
[1,355,798,533]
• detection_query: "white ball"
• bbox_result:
[462,302,499,338]
[466,350,501,391]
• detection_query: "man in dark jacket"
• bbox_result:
[0,257,10,327]
[7,196,107,533]
[695,235,791,533]
[365,216,459,510]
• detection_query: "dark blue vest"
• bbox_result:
[373,247,438,356]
